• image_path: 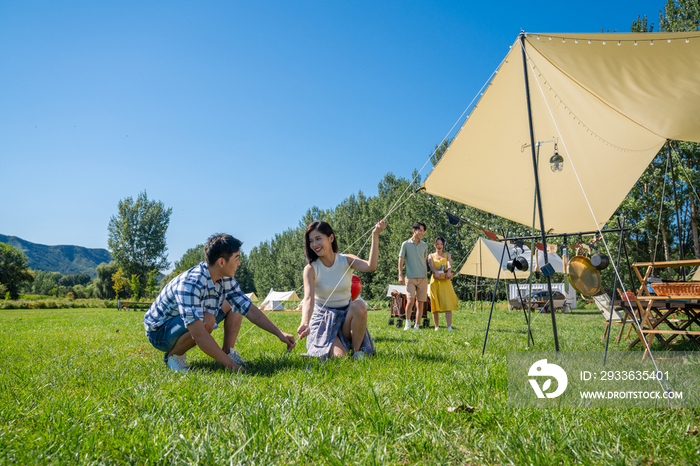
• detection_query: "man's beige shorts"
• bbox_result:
[406,277,428,302]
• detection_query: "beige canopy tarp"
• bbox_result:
[245,292,258,302]
[423,32,700,234]
[692,268,700,282]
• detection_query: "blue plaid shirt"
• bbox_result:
[143,261,251,334]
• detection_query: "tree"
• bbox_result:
[108,191,172,289]
[129,274,143,300]
[160,244,205,288]
[175,244,205,271]
[146,269,159,298]
[59,273,91,287]
[235,251,255,293]
[31,271,63,296]
[659,0,700,32]
[616,0,700,280]
[0,243,34,299]
[93,262,118,299]
[112,267,128,300]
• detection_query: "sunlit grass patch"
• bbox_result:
[0,306,698,465]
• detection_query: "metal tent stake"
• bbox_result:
[520,33,560,352]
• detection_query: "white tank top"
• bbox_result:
[312,253,351,308]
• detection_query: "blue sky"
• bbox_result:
[0,0,664,270]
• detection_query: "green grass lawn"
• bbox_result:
[1,305,699,465]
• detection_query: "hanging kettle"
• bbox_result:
[507,256,529,273]
[590,253,610,270]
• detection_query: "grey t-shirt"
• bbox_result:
[399,239,428,279]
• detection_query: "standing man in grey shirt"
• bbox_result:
[398,221,429,330]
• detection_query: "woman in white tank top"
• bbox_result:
[297,220,385,358]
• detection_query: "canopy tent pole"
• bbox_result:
[482,237,507,355]
[519,32,560,351]
[477,241,482,310]
[668,140,687,279]
[604,217,627,365]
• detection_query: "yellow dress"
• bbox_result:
[429,254,459,313]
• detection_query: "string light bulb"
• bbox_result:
[602,40,606,45]
[651,40,654,45]
[574,39,578,43]
[618,41,621,46]
[687,38,690,43]
[588,40,591,44]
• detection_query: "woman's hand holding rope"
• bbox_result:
[297,322,310,340]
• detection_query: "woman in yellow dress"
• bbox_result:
[428,237,459,331]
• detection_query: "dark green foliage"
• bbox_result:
[145,269,159,299]
[30,271,63,296]
[58,273,92,287]
[235,251,255,294]
[129,274,143,300]
[175,244,205,271]
[159,244,205,289]
[0,234,111,277]
[108,191,172,290]
[659,0,700,31]
[93,262,118,299]
[0,243,34,299]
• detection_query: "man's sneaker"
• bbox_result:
[434,326,439,331]
[413,324,420,330]
[403,321,412,331]
[227,348,247,366]
[351,350,366,360]
[447,326,454,331]
[165,354,189,372]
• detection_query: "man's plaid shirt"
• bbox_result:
[144,261,251,334]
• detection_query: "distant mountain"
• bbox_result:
[0,234,112,278]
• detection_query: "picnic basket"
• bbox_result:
[650,282,700,297]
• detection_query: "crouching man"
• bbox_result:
[144,233,296,372]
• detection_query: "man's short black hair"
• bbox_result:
[205,234,243,265]
[413,221,426,231]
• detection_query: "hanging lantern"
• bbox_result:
[550,144,564,172]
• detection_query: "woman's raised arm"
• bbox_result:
[347,220,386,273]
